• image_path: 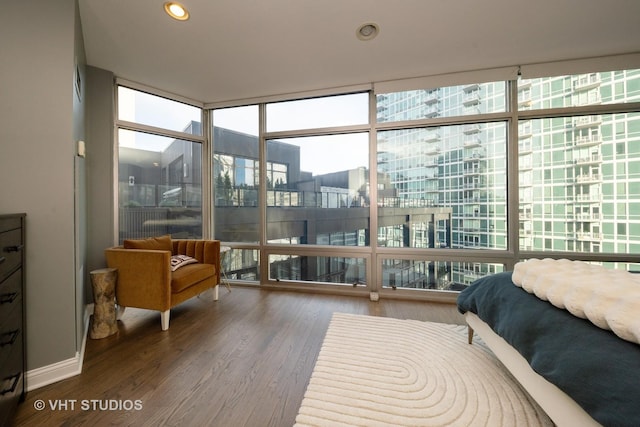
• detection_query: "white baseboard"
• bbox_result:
[26,304,93,391]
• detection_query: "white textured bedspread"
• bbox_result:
[512,259,640,345]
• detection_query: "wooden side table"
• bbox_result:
[90,268,118,339]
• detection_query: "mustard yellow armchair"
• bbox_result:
[104,236,221,330]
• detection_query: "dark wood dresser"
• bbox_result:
[0,214,25,426]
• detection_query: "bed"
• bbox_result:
[457,261,640,427]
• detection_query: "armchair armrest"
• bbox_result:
[104,247,172,311]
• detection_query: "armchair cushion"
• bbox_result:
[171,263,216,293]
[123,235,172,251]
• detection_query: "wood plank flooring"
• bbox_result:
[14,287,464,427]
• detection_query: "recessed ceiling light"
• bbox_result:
[164,2,190,21]
[356,23,379,41]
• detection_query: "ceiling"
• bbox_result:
[79,0,640,105]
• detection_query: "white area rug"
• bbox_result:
[295,313,553,427]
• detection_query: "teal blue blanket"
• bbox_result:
[457,271,640,427]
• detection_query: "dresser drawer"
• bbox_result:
[0,328,23,424]
[0,303,22,374]
[0,372,23,426]
[0,228,23,282]
[0,295,22,351]
[0,270,22,327]
[0,217,21,235]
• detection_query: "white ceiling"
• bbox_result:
[79,0,640,105]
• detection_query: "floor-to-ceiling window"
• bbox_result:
[518,69,640,270]
[376,82,510,290]
[211,105,261,281]
[115,84,205,242]
[115,65,640,298]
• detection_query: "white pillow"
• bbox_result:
[170,255,198,271]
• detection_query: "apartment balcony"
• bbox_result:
[424,146,441,155]
[574,135,602,147]
[572,74,601,92]
[575,174,601,183]
[422,132,440,143]
[574,154,602,165]
[576,231,602,241]
[423,106,440,118]
[460,210,477,218]
[463,137,482,148]
[463,150,485,161]
[519,197,533,205]
[424,93,439,105]
[571,93,601,107]
[518,93,532,108]
[519,124,533,139]
[574,115,602,129]
[464,106,482,115]
[463,83,480,93]
[575,212,600,221]
[575,193,602,203]
[463,92,480,106]
[518,140,532,154]
[519,211,532,220]
[519,160,533,170]
[463,124,481,134]
[463,166,482,175]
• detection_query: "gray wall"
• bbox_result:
[0,0,84,370]
[85,65,116,287]
[73,0,88,360]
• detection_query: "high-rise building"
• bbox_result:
[376,70,640,285]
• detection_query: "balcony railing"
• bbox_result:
[575,135,602,147]
[572,74,601,91]
[575,174,602,183]
[574,115,602,128]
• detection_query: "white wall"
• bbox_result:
[0,0,82,370]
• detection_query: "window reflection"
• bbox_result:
[269,255,366,285]
[117,129,202,242]
[265,134,370,245]
[377,123,508,250]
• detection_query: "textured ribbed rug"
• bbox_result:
[295,313,553,427]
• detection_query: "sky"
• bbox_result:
[213,95,370,175]
[119,88,371,175]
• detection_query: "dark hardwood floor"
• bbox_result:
[14,287,464,427]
